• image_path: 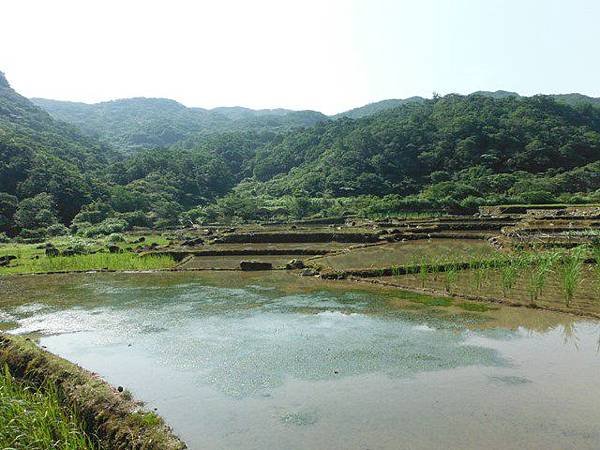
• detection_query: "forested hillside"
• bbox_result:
[0,72,116,237]
[333,97,425,119]
[1,70,599,238]
[31,97,328,152]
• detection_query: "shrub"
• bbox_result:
[47,223,69,237]
[19,228,47,240]
[0,232,10,243]
[107,233,125,243]
[78,218,129,237]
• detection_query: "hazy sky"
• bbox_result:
[2,0,599,114]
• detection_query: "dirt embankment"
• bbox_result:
[0,333,186,450]
[216,232,382,244]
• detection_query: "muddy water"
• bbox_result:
[1,272,600,450]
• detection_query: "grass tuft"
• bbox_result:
[0,364,95,450]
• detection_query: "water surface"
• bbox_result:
[1,272,599,449]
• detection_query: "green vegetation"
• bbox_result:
[443,264,459,294]
[560,247,586,307]
[1,71,599,238]
[377,244,600,316]
[0,333,186,450]
[408,296,453,307]
[526,251,561,304]
[31,97,327,152]
[456,302,496,312]
[0,253,175,274]
[0,234,174,274]
[0,365,95,450]
[500,259,520,297]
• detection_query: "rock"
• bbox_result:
[203,229,214,236]
[290,225,297,230]
[182,237,204,246]
[117,386,124,393]
[0,255,16,266]
[300,268,319,277]
[108,245,121,254]
[45,247,59,257]
[240,260,273,271]
[149,242,159,249]
[285,259,305,270]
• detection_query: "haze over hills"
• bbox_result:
[1,69,599,237]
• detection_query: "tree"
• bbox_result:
[13,193,59,232]
[0,192,18,234]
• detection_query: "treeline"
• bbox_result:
[1,71,599,239]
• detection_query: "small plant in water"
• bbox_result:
[470,260,488,292]
[444,264,459,294]
[527,251,560,304]
[418,261,429,288]
[500,259,518,297]
[560,246,586,307]
[593,245,600,296]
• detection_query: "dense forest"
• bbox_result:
[1,71,599,238]
[31,97,327,152]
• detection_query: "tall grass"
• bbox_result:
[0,253,175,274]
[0,365,95,449]
[560,246,586,307]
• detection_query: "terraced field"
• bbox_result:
[311,239,498,271]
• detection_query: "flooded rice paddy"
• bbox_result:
[1,272,600,449]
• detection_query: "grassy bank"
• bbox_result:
[0,234,176,274]
[0,333,186,449]
[0,253,175,274]
[0,365,96,449]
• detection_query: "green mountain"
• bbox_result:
[2,69,600,234]
[248,94,600,201]
[472,90,600,107]
[31,97,328,152]
[336,91,600,120]
[334,97,425,119]
[0,72,115,229]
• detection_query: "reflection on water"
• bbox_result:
[1,272,600,450]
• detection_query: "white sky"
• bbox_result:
[2,0,600,114]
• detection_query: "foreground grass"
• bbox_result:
[0,233,172,274]
[0,253,175,274]
[0,365,95,450]
[0,334,186,449]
